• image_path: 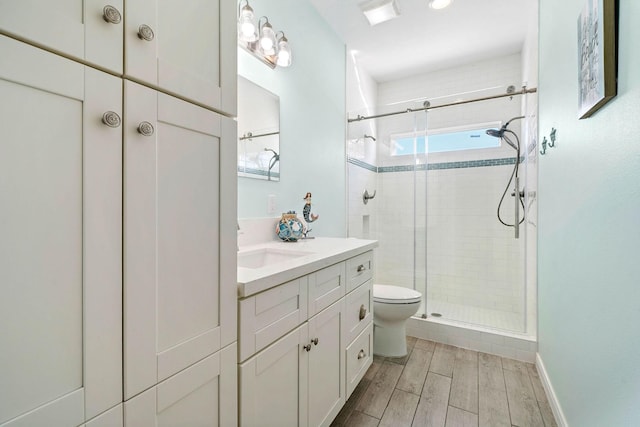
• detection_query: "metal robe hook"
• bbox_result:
[363,189,376,205]
[548,128,557,148]
[540,137,548,155]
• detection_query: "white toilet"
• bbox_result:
[373,284,422,357]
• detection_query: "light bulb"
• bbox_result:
[429,0,452,10]
[238,4,257,42]
[259,21,276,55]
[276,35,291,67]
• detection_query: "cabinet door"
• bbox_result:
[0,0,123,74]
[83,405,123,427]
[124,0,236,114]
[239,325,309,427]
[0,36,122,425]
[124,80,236,399]
[124,344,237,427]
[307,301,346,427]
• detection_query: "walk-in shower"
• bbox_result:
[347,84,538,343]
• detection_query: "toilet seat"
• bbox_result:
[373,284,422,304]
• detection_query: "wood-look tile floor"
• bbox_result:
[331,337,557,427]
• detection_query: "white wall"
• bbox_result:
[238,0,346,237]
[538,0,640,425]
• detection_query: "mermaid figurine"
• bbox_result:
[302,192,319,223]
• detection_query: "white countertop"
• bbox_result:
[237,237,378,298]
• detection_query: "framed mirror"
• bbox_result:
[238,76,280,181]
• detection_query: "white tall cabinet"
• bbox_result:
[0,35,123,427]
[0,0,237,425]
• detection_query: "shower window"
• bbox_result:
[390,122,502,155]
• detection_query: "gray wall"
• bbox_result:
[538,0,640,425]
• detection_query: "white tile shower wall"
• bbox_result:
[426,165,524,315]
[347,163,378,239]
[375,165,525,318]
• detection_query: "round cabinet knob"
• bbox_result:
[137,121,154,136]
[357,264,366,272]
[359,304,367,321]
[137,24,155,41]
[102,5,122,24]
[357,349,366,360]
[311,338,319,346]
[102,111,121,128]
[303,344,312,352]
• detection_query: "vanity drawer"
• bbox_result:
[346,251,373,293]
[308,262,346,317]
[345,322,373,399]
[344,280,373,344]
[239,277,308,362]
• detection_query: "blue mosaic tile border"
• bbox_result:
[349,156,523,173]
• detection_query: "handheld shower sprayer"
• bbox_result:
[486,116,526,239]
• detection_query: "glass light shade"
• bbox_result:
[276,37,292,67]
[429,0,452,10]
[259,21,276,55]
[238,5,257,42]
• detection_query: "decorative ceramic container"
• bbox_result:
[276,213,305,242]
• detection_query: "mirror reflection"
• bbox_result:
[238,76,280,181]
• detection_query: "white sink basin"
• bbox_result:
[238,247,313,269]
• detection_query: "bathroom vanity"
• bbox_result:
[237,238,377,427]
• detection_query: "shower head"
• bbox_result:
[485,116,525,150]
[363,134,376,142]
[486,128,503,138]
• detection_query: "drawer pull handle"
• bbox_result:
[102,5,122,24]
[359,305,367,320]
[137,121,154,136]
[102,111,121,128]
[311,337,319,346]
[138,24,155,41]
[303,344,312,352]
[357,349,366,360]
[357,264,366,272]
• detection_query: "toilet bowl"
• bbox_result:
[373,284,422,357]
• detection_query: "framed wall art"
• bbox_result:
[577,0,617,119]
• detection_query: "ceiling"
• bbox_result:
[309,0,536,83]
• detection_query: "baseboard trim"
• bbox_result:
[536,353,569,427]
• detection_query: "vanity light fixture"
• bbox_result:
[360,0,400,26]
[237,1,292,68]
[428,0,453,10]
